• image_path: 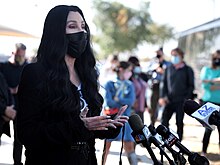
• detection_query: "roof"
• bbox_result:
[0,24,38,38]
[178,17,220,37]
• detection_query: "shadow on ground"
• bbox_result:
[206,153,220,162]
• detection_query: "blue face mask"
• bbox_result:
[171,56,181,65]
[133,66,141,74]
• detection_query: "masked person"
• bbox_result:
[102,61,137,165]
[0,43,27,165]
[128,56,147,123]
[147,47,171,126]
[200,50,220,156]
[16,5,128,165]
[159,48,194,141]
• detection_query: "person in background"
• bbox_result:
[99,54,119,95]
[102,61,137,165]
[200,50,220,156]
[159,47,194,141]
[147,47,171,126]
[16,5,128,165]
[0,43,28,165]
[0,72,16,145]
[128,56,147,123]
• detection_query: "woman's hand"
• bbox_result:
[112,105,129,127]
[4,105,16,120]
[158,98,168,106]
[80,107,118,131]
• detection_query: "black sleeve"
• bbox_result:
[94,127,121,139]
[186,66,195,99]
[0,102,6,116]
[0,73,7,115]
[160,67,168,98]
[17,63,92,148]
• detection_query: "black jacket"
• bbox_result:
[0,72,12,137]
[160,63,195,103]
[17,62,120,165]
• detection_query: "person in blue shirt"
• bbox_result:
[200,50,220,156]
[102,61,137,165]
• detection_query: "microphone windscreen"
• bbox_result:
[183,100,200,116]
[156,124,169,137]
[148,125,157,136]
[128,114,144,132]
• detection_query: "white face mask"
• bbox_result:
[171,56,181,65]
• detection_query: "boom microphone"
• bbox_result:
[183,100,220,130]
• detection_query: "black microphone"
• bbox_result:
[148,125,187,165]
[156,124,191,155]
[148,125,180,165]
[128,114,162,165]
[156,124,210,165]
[183,99,220,130]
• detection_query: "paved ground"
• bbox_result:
[0,110,220,165]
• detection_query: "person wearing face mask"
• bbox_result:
[199,50,220,156]
[158,47,195,141]
[128,56,147,123]
[16,5,128,165]
[102,61,137,165]
[147,47,171,126]
[0,43,27,165]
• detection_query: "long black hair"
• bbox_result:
[37,5,103,115]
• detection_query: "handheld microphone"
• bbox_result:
[156,124,191,155]
[183,100,220,130]
[156,124,210,165]
[128,114,163,165]
[148,125,181,165]
[149,125,187,165]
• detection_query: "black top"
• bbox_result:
[17,62,120,165]
[0,72,12,136]
[0,61,27,88]
[160,64,194,103]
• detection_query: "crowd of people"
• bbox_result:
[0,4,219,165]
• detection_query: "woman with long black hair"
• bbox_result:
[17,5,128,165]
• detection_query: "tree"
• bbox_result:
[92,0,174,58]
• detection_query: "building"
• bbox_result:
[178,18,220,98]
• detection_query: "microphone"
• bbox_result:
[149,125,187,165]
[156,124,191,155]
[156,124,210,165]
[183,100,220,130]
[148,125,183,165]
[128,114,163,165]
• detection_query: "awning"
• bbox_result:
[0,24,38,38]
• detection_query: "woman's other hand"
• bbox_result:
[80,107,117,130]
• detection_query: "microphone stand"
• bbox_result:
[162,142,187,165]
[142,141,163,165]
[149,137,177,165]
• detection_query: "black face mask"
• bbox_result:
[66,31,87,58]
[213,58,220,66]
[156,54,161,59]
